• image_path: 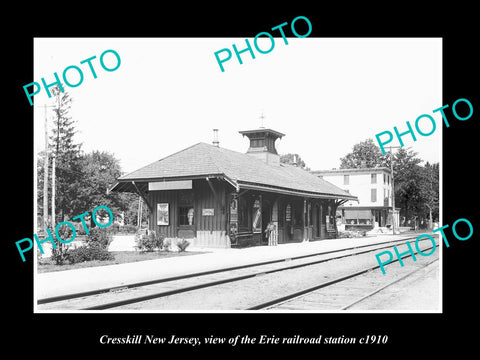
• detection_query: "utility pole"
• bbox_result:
[37,104,56,231]
[388,146,401,234]
[137,195,142,229]
[51,155,56,226]
[43,105,49,231]
[52,93,61,227]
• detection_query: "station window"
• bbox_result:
[178,190,194,226]
[179,206,194,225]
[371,188,377,202]
[285,203,292,222]
[294,204,303,225]
[344,175,349,185]
[238,196,249,230]
[371,173,377,184]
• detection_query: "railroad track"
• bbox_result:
[247,245,439,311]
[37,236,438,311]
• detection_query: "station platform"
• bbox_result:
[35,233,421,301]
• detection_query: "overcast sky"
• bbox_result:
[33,38,442,174]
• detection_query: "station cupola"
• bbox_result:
[239,127,285,166]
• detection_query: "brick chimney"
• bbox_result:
[212,129,219,147]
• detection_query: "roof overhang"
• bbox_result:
[108,176,357,202]
[237,181,358,201]
[108,174,232,194]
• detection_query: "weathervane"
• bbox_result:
[259,111,266,128]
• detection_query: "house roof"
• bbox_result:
[312,167,392,176]
[110,142,357,200]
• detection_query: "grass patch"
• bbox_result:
[37,250,206,274]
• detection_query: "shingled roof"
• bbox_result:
[110,142,357,200]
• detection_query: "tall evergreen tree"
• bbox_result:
[48,85,84,222]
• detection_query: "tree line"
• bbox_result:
[281,139,439,224]
[37,86,147,230]
[39,87,438,233]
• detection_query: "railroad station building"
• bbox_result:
[109,128,357,248]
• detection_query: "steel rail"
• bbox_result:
[39,236,417,305]
[78,237,434,310]
[340,257,439,310]
[246,243,438,310]
[37,235,426,307]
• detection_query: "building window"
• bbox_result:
[178,190,194,226]
[238,196,249,230]
[371,173,377,184]
[179,206,194,225]
[308,202,312,226]
[371,188,377,202]
[294,203,302,225]
[383,173,386,183]
[285,204,292,222]
[344,175,349,185]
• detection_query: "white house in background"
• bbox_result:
[311,167,399,230]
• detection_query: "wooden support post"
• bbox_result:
[206,177,225,213]
[332,199,348,238]
[206,177,219,202]
[303,199,307,242]
[131,181,153,212]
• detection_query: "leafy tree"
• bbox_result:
[338,139,439,222]
[35,86,83,264]
[340,138,388,169]
[78,151,133,226]
[419,162,439,226]
[122,195,150,227]
[392,148,423,220]
[280,153,310,170]
[36,87,143,263]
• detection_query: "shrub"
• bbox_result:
[111,223,121,234]
[65,245,114,264]
[125,224,138,234]
[74,221,90,235]
[50,225,73,265]
[85,227,111,250]
[163,238,172,252]
[176,238,190,252]
[338,230,367,238]
[135,230,164,252]
[50,247,68,265]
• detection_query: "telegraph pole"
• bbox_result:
[38,104,56,230]
[137,195,142,228]
[388,146,401,234]
[43,105,49,231]
[52,93,61,227]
